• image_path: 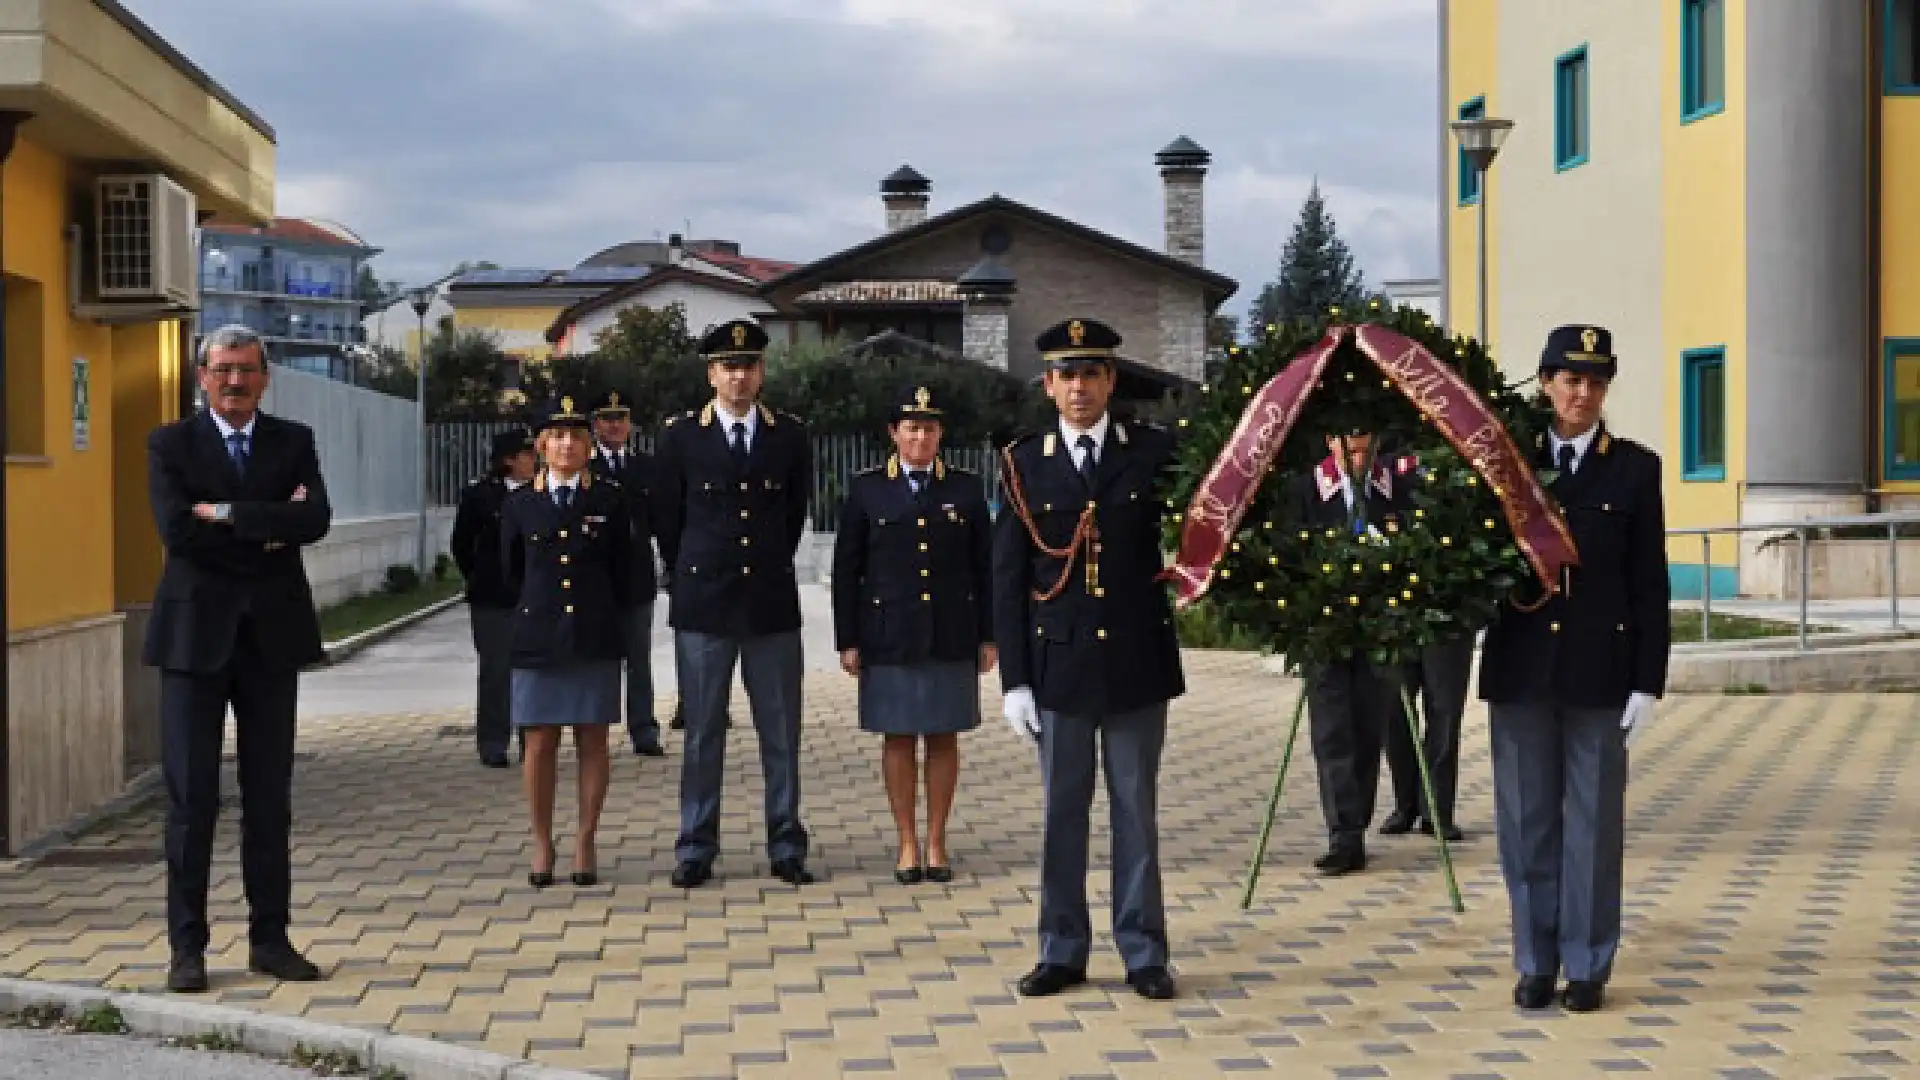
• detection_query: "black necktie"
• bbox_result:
[730,422,749,465]
[1557,443,1577,476]
[556,485,574,510]
[907,469,929,499]
[226,432,249,477]
[1076,434,1097,488]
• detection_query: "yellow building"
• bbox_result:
[1442,0,1916,599]
[2,0,274,854]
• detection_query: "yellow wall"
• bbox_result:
[1445,0,1500,351]
[452,304,560,365]
[4,133,178,632]
[109,322,180,607]
[1880,94,1920,490]
[1660,0,1746,567]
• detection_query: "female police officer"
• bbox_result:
[501,397,635,888]
[831,386,994,884]
[1478,324,1670,1014]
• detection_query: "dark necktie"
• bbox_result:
[556,485,574,511]
[730,422,749,465]
[1076,434,1097,488]
[226,432,249,477]
[1557,442,1577,477]
[907,469,929,500]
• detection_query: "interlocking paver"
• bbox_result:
[3,649,1918,1077]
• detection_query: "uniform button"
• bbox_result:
[559,529,569,539]
[872,598,881,606]
[921,592,931,602]
[917,518,927,528]
[742,566,752,575]
[1094,587,1106,598]
[1096,628,1108,640]
[740,510,750,519]
[564,604,575,614]
[740,537,751,547]
[918,542,928,552]
[1036,627,1044,636]
[1550,621,1561,633]
[1086,499,1096,509]
[559,555,570,565]
[920,568,930,578]
[562,579,572,589]
[740,482,749,491]
[1617,623,1626,632]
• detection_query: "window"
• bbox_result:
[1682,0,1725,120]
[1890,0,1920,93]
[1885,340,1920,480]
[1456,96,1486,205]
[1682,348,1726,481]
[1555,46,1590,171]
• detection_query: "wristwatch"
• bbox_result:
[212,503,233,523]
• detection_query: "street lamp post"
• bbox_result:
[408,287,434,576]
[1449,115,1514,348]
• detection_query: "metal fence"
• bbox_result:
[427,422,1004,528]
[1669,513,1920,648]
[259,365,419,519]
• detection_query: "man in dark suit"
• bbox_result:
[587,389,665,757]
[654,319,815,888]
[996,317,1185,1002]
[450,428,536,768]
[143,324,331,993]
[1288,432,1412,876]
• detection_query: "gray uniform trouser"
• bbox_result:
[468,605,512,757]
[621,601,658,749]
[1490,702,1627,985]
[674,629,807,866]
[1038,702,1169,972]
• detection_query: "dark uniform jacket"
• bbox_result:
[1288,453,1414,535]
[653,401,812,637]
[143,411,332,674]
[588,443,660,598]
[1479,428,1670,709]
[500,471,635,667]
[450,475,520,608]
[993,419,1185,717]
[831,458,992,666]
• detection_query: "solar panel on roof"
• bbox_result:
[456,268,549,285]
[559,266,651,283]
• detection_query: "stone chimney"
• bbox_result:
[1155,136,1210,266]
[957,254,1016,371]
[881,164,931,231]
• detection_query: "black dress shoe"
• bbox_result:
[1127,965,1177,1000]
[248,943,322,983]
[1313,841,1366,876]
[771,858,815,885]
[1513,974,1556,1009]
[167,953,209,994]
[1016,963,1087,997]
[1379,808,1417,835]
[670,860,712,888]
[633,741,666,758]
[480,751,511,769]
[924,864,953,884]
[1418,819,1465,842]
[894,865,923,885]
[1562,980,1605,1013]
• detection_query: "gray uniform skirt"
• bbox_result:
[511,661,621,728]
[859,660,981,736]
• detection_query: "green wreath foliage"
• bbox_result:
[1162,302,1553,670]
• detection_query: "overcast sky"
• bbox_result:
[129,0,1440,320]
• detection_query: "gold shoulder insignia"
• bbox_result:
[757,402,778,427]
[1114,423,1130,446]
[885,455,900,479]
[1042,431,1058,457]
[933,459,948,480]
[698,402,715,427]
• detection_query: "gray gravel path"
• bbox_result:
[0,1028,331,1080]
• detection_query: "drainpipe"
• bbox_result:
[1867,1,1884,512]
[0,110,33,858]
[1437,0,1451,334]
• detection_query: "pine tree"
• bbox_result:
[1248,180,1368,333]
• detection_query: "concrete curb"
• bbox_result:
[0,978,605,1080]
[321,592,465,666]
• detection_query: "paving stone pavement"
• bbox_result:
[2,643,1918,1079]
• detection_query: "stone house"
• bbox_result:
[758,137,1239,386]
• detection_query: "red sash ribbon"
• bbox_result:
[1165,325,1578,608]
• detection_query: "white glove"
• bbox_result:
[1621,692,1656,748]
[1003,687,1041,744]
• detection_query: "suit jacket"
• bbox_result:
[1478,428,1671,709]
[993,419,1185,717]
[653,401,812,637]
[450,475,519,608]
[831,458,992,666]
[587,443,660,598]
[142,410,332,674]
[500,471,634,667]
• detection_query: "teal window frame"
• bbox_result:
[1682,347,1727,482]
[1883,338,1920,481]
[1890,0,1920,94]
[1681,0,1726,121]
[1555,45,1590,172]
[1457,96,1486,206]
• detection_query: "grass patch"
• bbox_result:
[1173,604,1268,652]
[72,1002,126,1035]
[318,573,463,644]
[1672,611,1835,641]
[290,1043,366,1076]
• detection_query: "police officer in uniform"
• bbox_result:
[587,388,665,757]
[832,385,995,884]
[655,319,815,888]
[1479,324,1669,1013]
[996,317,1184,1002]
[1289,430,1412,876]
[450,427,537,768]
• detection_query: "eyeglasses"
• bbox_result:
[205,365,264,378]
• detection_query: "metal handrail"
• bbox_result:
[1665,512,1920,649]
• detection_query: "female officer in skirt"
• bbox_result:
[831,386,994,883]
[501,397,636,888]
[1478,325,1670,1014]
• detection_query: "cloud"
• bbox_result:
[125,0,1440,316]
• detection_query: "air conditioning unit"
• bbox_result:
[94,173,197,306]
